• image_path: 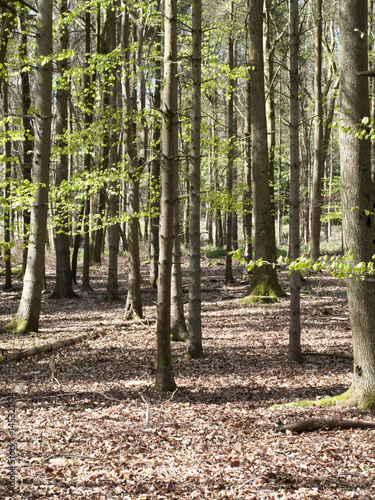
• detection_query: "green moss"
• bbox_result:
[318,390,352,407]
[158,358,173,369]
[240,288,279,304]
[1,317,29,335]
[242,265,286,304]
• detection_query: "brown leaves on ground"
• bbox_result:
[0,256,374,499]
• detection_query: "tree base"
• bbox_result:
[49,290,79,300]
[153,362,177,392]
[270,386,375,410]
[186,343,204,359]
[171,324,188,342]
[1,317,34,335]
[105,291,121,304]
[242,265,286,304]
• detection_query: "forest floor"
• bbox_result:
[0,250,374,499]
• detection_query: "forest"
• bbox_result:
[1,0,375,498]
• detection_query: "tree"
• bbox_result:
[288,0,302,363]
[244,0,285,303]
[310,0,323,261]
[3,0,53,333]
[225,0,235,284]
[81,8,93,292]
[105,3,121,303]
[154,0,178,391]
[187,0,203,359]
[338,0,375,408]
[122,3,143,319]
[51,0,76,299]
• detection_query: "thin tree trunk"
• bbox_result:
[3,0,53,334]
[187,0,203,358]
[81,10,93,292]
[122,4,143,318]
[105,5,120,303]
[19,9,34,276]
[3,76,12,290]
[243,40,252,271]
[51,0,76,299]
[310,0,323,261]
[225,3,235,284]
[288,0,302,363]
[171,174,187,341]
[154,0,177,391]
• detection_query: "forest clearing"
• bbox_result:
[1,253,374,500]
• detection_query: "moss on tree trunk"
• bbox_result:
[242,265,286,304]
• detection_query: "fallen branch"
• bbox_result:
[275,418,375,433]
[0,329,107,364]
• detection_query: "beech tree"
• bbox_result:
[310,0,323,261]
[187,0,203,359]
[51,0,76,299]
[154,0,177,391]
[337,0,375,408]
[288,0,302,362]
[244,0,284,303]
[3,0,53,333]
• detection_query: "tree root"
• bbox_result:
[275,418,375,433]
[0,328,107,364]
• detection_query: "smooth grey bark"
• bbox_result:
[187,0,203,358]
[82,10,93,292]
[310,0,323,261]
[105,5,120,303]
[339,0,375,409]
[243,19,252,272]
[19,9,34,276]
[245,0,285,303]
[288,0,302,363]
[122,3,143,318]
[171,178,188,341]
[3,76,11,290]
[225,2,235,284]
[3,0,52,333]
[264,0,276,221]
[51,0,76,299]
[149,1,162,288]
[154,0,177,391]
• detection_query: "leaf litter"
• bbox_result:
[0,255,374,499]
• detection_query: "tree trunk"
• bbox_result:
[310,0,323,261]
[243,23,252,272]
[288,0,302,363]
[122,4,143,318]
[3,0,53,334]
[171,176,187,341]
[225,3,235,284]
[51,0,76,299]
[245,0,285,304]
[149,1,162,289]
[154,0,178,391]
[81,10,93,292]
[3,76,12,291]
[187,0,203,358]
[105,5,120,303]
[339,0,375,409]
[19,9,34,276]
